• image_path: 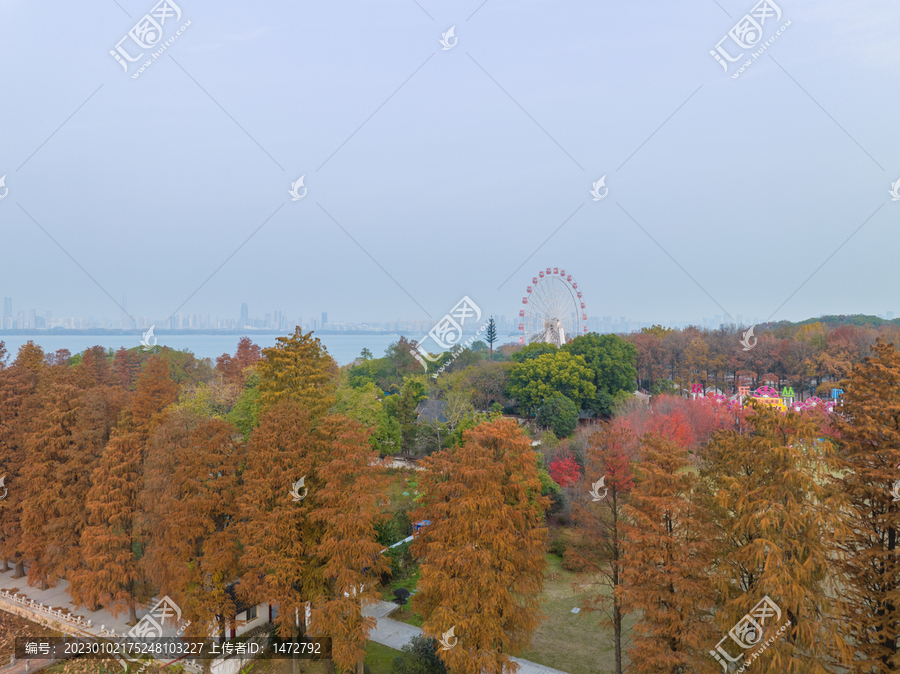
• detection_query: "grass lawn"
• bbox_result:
[364,640,401,674]
[518,554,635,674]
[378,550,632,674]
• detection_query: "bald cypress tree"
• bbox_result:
[59,382,128,578]
[78,346,114,387]
[69,419,146,622]
[410,418,549,674]
[19,364,82,588]
[307,414,390,674]
[113,347,141,390]
[619,433,718,673]
[142,410,245,634]
[832,339,900,673]
[238,399,320,661]
[14,341,45,373]
[0,363,40,577]
[701,403,852,673]
[19,351,122,588]
[69,356,177,622]
[256,327,338,416]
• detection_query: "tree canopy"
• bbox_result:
[507,350,596,414]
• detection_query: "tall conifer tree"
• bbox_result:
[832,339,900,673]
[19,365,82,588]
[238,400,319,647]
[410,418,549,674]
[307,414,390,674]
[619,433,718,673]
[0,363,40,577]
[69,356,177,622]
[142,410,245,634]
[256,327,337,416]
[701,403,852,673]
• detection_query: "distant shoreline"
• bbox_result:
[0,329,495,337]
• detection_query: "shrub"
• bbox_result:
[537,467,567,516]
[548,537,567,558]
[376,509,414,547]
[539,429,559,451]
[391,635,449,674]
[395,509,413,538]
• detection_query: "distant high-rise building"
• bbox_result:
[3,298,10,319]
[322,312,328,327]
[29,309,36,329]
[240,303,249,327]
[889,311,895,320]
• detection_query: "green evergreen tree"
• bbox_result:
[486,318,497,362]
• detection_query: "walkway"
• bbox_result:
[0,567,200,673]
[0,570,568,674]
[362,601,569,674]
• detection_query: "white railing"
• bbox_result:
[0,588,92,628]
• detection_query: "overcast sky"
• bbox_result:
[1,0,898,327]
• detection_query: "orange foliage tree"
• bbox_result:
[701,403,852,673]
[411,418,549,674]
[306,415,390,674]
[69,356,177,622]
[619,433,718,673]
[141,410,245,635]
[832,339,900,673]
[0,357,42,577]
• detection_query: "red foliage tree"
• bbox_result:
[612,394,741,457]
[567,423,637,674]
[548,455,581,487]
[217,337,262,385]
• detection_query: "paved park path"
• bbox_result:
[0,567,568,674]
[0,566,200,674]
[362,600,569,674]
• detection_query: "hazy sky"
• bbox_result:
[1,0,898,328]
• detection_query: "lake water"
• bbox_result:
[0,333,411,367]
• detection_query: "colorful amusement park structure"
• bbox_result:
[689,383,842,413]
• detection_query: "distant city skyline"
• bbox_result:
[1,296,896,335]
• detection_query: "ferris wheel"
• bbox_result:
[518,267,588,347]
